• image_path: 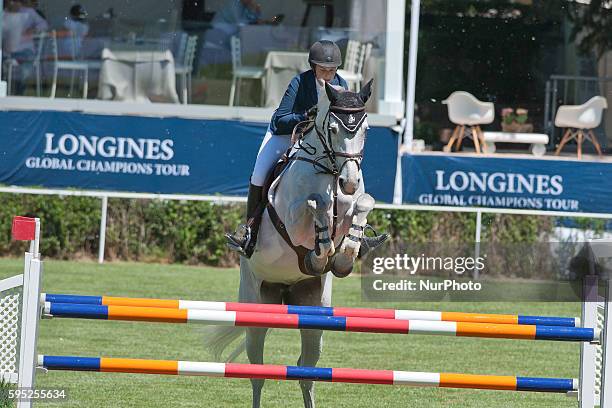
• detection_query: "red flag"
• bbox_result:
[12,216,36,241]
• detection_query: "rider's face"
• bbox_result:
[314,65,337,83]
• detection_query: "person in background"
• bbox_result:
[213,0,262,28]
[213,0,283,31]
[204,0,282,53]
[24,0,46,19]
[57,4,89,59]
[1,0,48,95]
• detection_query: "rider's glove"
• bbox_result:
[305,106,318,120]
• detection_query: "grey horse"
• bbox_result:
[208,81,377,408]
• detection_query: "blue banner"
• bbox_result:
[402,154,612,214]
[0,110,397,203]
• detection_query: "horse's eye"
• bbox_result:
[329,122,339,135]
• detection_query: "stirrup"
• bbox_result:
[358,224,389,258]
[225,224,251,257]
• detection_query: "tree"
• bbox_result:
[568,0,612,60]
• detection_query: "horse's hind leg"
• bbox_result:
[298,329,323,408]
[330,193,375,277]
[246,327,268,408]
[304,193,334,276]
[244,279,283,408]
[288,276,328,408]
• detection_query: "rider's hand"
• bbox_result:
[305,106,317,119]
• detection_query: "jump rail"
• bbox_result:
[2,216,612,408]
[42,302,598,343]
[41,293,580,327]
[39,355,577,393]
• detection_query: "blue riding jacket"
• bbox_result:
[269,69,348,136]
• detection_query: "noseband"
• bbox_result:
[288,103,367,241]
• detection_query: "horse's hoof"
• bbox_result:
[303,254,326,277]
[330,255,353,278]
[331,266,352,278]
[358,232,389,259]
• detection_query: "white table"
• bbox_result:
[263,51,310,108]
[97,45,179,103]
[482,131,549,156]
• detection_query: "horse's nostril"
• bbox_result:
[339,178,357,194]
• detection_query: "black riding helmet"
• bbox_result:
[308,40,342,68]
[70,4,88,21]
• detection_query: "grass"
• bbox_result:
[0,380,12,408]
[0,258,581,407]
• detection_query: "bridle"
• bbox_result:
[288,103,368,242]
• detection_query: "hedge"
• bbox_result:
[0,193,564,267]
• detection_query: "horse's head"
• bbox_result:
[313,79,373,196]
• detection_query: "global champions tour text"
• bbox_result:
[418,170,579,211]
[25,133,190,177]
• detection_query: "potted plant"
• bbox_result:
[501,107,534,132]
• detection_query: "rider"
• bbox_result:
[227,40,385,255]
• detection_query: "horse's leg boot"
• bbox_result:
[304,194,334,276]
[330,193,375,277]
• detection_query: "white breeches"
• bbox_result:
[251,127,292,186]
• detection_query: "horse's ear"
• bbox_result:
[325,82,340,105]
[359,79,374,104]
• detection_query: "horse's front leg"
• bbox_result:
[304,193,334,276]
[330,193,375,277]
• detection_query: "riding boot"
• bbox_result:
[226,183,263,256]
[245,183,263,221]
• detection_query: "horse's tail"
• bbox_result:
[202,326,246,362]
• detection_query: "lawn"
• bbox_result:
[0,258,581,407]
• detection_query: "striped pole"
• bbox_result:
[38,355,577,393]
[43,302,599,343]
[41,293,579,327]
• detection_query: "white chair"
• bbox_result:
[174,34,198,104]
[442,91,495,154]
[3,58,18,95]
[33,32,47,96]
[337,40,371,92]
[3,32,46,96]
[49,30,89,99]
[554,96,608,159]
[337,40,360,81]
[229,36,264,106]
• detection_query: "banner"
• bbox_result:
[0,110,397,203]
[402,154,612,214]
